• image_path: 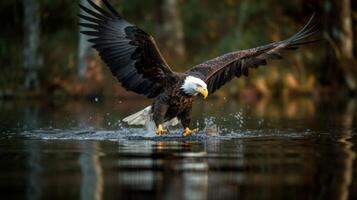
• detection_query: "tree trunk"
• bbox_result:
[78,0,101,79]
[319,0,356,94]
[23,0,41,90]
[340,0,354,59]
[339,0,356,91]
[162,0,186,61]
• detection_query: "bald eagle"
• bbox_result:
[79,0,318,136]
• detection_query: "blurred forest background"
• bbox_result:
[0,0,356,101]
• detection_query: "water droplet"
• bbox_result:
[116,120,123,129]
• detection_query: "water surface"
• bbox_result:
[0,98,356,199]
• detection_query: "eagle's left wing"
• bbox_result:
[187,14,318,95]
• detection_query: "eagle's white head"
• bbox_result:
[181,76,208,99]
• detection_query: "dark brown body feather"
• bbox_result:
[79,0,318,130]
[151,73,195,127]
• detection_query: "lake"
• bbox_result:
[0,97,356,199]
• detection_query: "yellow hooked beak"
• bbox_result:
[196,86,208,99]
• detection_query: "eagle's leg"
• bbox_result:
[153,102,169,136]
[157,124,167,136]
[183,127,199,136]
[179,107,198,136]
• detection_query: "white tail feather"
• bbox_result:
[122,106,180,132]
[123,106,151,126]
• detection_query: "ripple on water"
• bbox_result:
[19,127,311,141]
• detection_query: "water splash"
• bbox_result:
[233,111,244,128]
[144,120,157,138]
[17,111,310,141]
[18,127,310,141]
[203,117,220,136]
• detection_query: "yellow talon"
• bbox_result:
[183,127,199,136]
[156,124,168,136]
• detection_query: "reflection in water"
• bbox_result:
[116,141,210,199]
[0,98,357,199]
[182,166,208,200]
[117,141,155,191]
[336,100,356,200]
[164,143,209,200]
[25,141,42,200]
[80,142,103,200]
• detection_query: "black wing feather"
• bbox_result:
[102,0,121,18]
[79,0,173,98]
[187,14,318,95]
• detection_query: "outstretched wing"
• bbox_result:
[79,0,173,98]
[187,14,318,95]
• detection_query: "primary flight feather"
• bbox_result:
[79,0,318,136]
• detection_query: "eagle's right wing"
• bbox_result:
[79,0,173,98]
[187,14,318,95]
